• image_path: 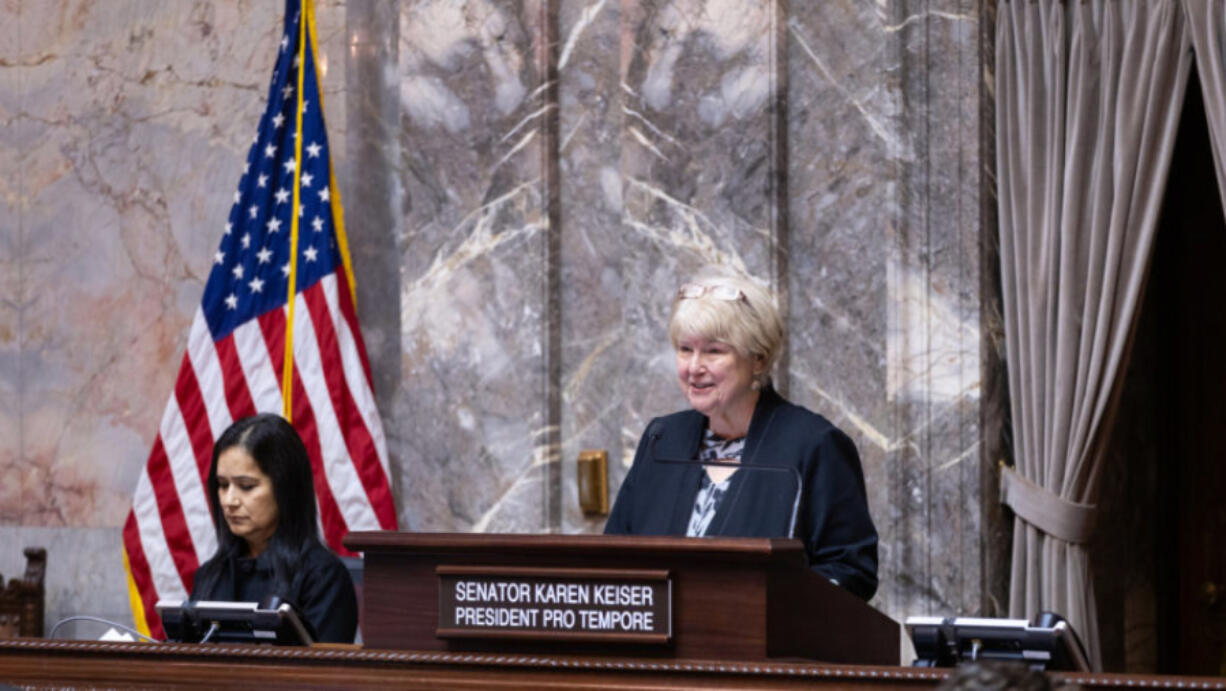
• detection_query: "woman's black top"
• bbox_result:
[604,385,879,600]
[190,541,358,643]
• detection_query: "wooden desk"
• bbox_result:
[1,640,1224,690]
[345,532,900,664]
[0,638,940,689]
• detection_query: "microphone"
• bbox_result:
[49,615,159,642]
[648,431,804,539]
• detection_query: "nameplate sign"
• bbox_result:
[436,566,672,644]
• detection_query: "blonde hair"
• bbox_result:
[668,267,784,387]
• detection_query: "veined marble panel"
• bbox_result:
[886,0,982,617]
[619,0,784,460]
[785,0,898,611]
[0,526,128,639]
[393,0,555,534]
[556,0,626,533]
[344,0,405,503]
[4,0,989,637]
[1,0,22,523]
[0,0,349,627]
[2,1,282,526]
[0,0,349,527]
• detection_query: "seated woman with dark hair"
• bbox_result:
[190,413,358,643]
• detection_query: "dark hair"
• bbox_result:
[192,413,321,599]
[936,662,1066,691]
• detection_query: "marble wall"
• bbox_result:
[0,0,352,632]
[1,0,985,634]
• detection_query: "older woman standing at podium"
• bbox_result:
[190,413,358,642]
[605,269,879,601]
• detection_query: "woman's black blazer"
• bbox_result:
[604,386,879,601]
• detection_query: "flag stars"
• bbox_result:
[139,15,387,587]
[301,100,310,113]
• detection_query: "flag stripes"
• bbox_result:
[214,334,257,420]
[333,264,376,391]
[302,285,395,528]
[125,277,391,634]
[322,275,393,480]
[144,437,200,592]
[156,399,215,563]
[172,359,215,481]
[122,513,163,639]
[186,312,233,441]
[123,1,395,637]
[232,321,282,413]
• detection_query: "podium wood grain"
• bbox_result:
[344,532,898,664]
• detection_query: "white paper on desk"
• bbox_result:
[99,627,135,642]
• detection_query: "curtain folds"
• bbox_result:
[996,0,1192,670]
[1184,0,1226,211]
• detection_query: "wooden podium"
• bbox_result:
[344,531,899,665]
[7,533,1226,688]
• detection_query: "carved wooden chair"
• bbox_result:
[0,547,46,638]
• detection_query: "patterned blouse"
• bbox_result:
[685,429,746,537]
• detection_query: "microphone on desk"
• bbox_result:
[647,431,804,539]
[48,615,158,642]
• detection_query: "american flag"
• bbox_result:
[122,0,397,639]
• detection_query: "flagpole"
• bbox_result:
[122,545,151,638]
[282,0,310,422]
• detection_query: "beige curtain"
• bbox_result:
[1184,0,1226,212]
[996,0,1192,670]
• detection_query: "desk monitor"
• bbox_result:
[905,612,1091,672]
[156,599,315,646]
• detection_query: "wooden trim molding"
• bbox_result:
[2,640,1225,690]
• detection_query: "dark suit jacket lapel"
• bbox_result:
[660,412,705,534]
[707,386,785,536]
[741,385,784,469]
